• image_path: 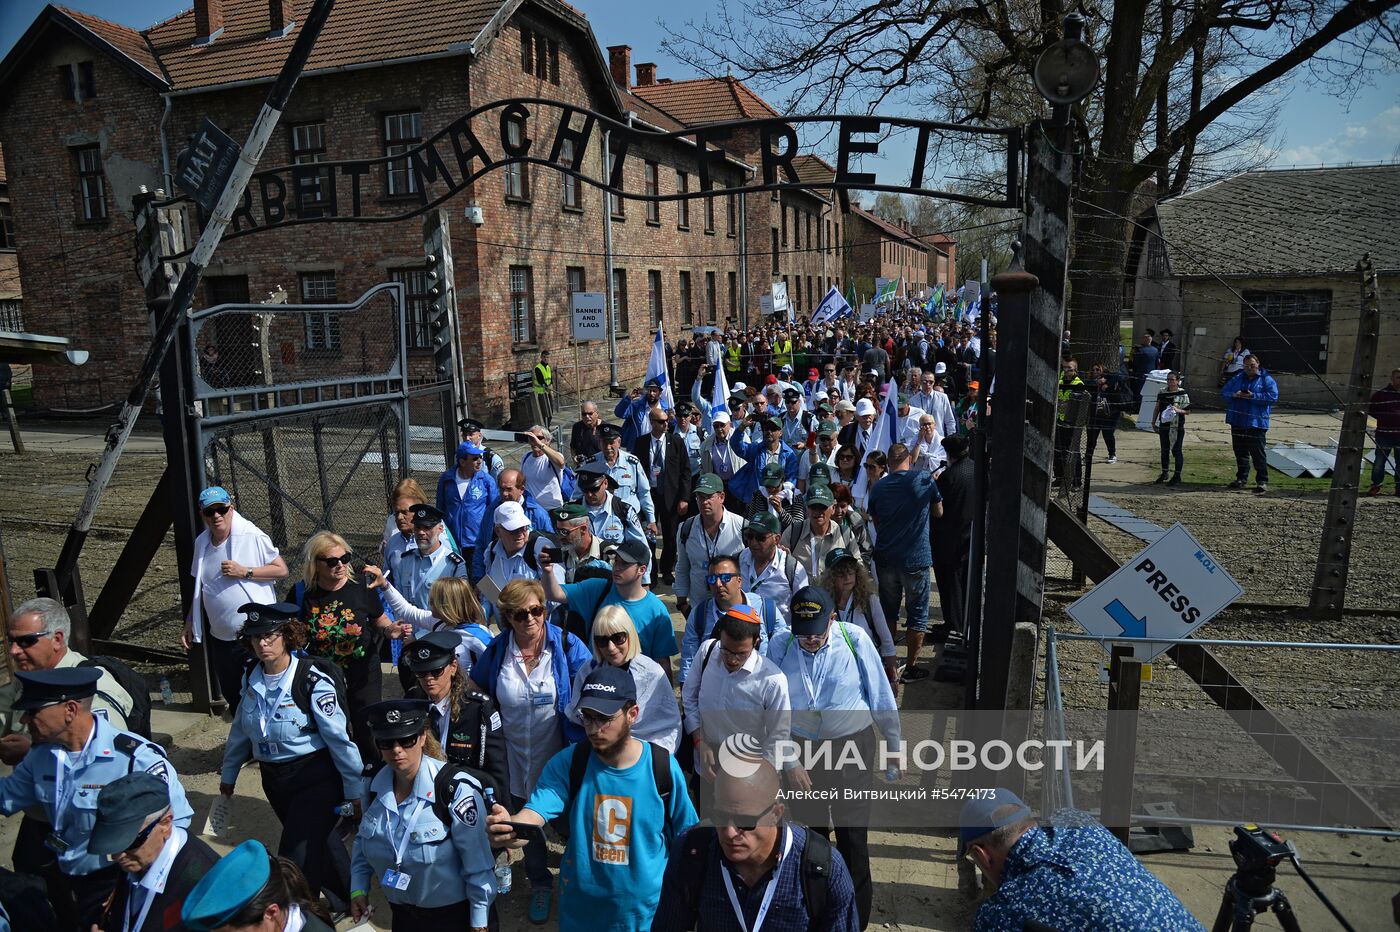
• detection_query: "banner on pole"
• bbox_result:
[570,291,607,341]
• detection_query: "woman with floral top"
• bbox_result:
[297,530,404,761]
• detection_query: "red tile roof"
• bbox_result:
[55,5,166,82]
[851,206,928,251]
[792,154,834,187]
[631,76,782,126]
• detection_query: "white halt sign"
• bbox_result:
[1066,522,1243,662]
[570,291,607,341]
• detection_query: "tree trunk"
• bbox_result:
[1067,155,1138,371]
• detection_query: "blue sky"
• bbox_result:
[4,0,1398,180]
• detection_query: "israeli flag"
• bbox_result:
[810,286,851,325]
[850,376,900,501]
[647,323,674,411]
[710,352,731,418]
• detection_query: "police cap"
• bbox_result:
[13,667,101,711]
[89,772,172,856]
[577,460,616,491]
[237,601,301,638]
[458,417,485,435]
[782,388,801,401]
[410,503,446,528]
[181,840,273,931]
[405,631,461,675]
[365,698,432,741]
[597,423,623,442]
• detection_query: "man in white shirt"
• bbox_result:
[738,511,809,629]
[180,486,287,714]
[674,473,746,618]
[520,425,567,509]
[480,501,562,612]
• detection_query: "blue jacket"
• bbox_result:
[726,435,798,501]
[436,469,498,553]
[614,395,652,448]
[1221,369,1279,429]
[470,492,554,582]
[471,623,591,744]
[1131,343,1159,377]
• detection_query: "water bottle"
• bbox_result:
[494,852,513,894]
[159,675,174,706]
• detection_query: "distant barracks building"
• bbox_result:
[0,0,856,418]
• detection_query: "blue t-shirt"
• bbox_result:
[526,743,698,932]
[868,469,941,570]
[563,577,678,663]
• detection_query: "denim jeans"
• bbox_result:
[1159,422,1184,475]
[876,563,931,632]
[1372,444,1397,486]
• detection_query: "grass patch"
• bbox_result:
[8,385,32,409]
[1176,446,1334,492]
[1120,324,1133,353]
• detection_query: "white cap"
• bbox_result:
[855,399,876,416]
[494,500,531,531]
[711,410,732,424]
[934,362,947,374]
[814,390,829,401]
[731,381,747,393]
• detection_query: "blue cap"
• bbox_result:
[958,788,1033,853]
[182,840,272,930]
[90,772,172,855]
[197,486,231,509]
[456,441,485,458]
[14,667,101,711]
[577,665,636,715]
[788,585,835,636]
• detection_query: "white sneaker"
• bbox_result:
[1106,456,1117,464]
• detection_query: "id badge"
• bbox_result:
[258,741,279,757]
[791,710,821,740]
[382,868,412,891]
[530,692,552,707]
[44,832,70,854]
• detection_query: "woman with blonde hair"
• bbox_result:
[363,566,495,681]
[298,530,401,760]
[564,605,681,752]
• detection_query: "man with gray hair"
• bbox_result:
[520,423,567,509]
[570,401,603,462]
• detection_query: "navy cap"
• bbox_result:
[458,417,485,433]
[577,460,616,490]
[959,788,1033,854]
[760,461,784,488]
[182,840,273,931]
[237,601,301,638]
[411,503,446,528]
[365,698,433,741]
[406,631,461,674]
[598,423,623,441]
[14,667,101,711]
[789,585,836,636]
[606,537,651,566]
[577,665,636,715]
[89,772,172,856]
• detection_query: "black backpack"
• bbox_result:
[551,741,674,841]
[242,652,350,729]
[560,579,612,644]
[79,656,152,739]
[673,824,831,926]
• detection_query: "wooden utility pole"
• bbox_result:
[1309,256,1381,616]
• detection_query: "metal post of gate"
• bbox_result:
[1103,645,1143,844]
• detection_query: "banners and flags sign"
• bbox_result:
[570,291,607,341]
[1066,523,1243,662]
[858,303,877,323]
[759,294,776,316]
[810,286,851,325]
[646,322,674,411]
[709,352,731,424]
[850,375,900,501]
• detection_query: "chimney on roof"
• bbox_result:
[194,0,224,42]
[268,0,294,36]
[607,45,631,89]
[635,62,656,86]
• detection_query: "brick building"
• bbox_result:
[845,206,929,297]
[0,0,847,417]
[926,231,957,291]
[0,145,19,331]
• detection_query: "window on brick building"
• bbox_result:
[520,27,533,73]
[727,191,736,237]
[612,269,629,335]
[806,214,812,252]
[204,275,249,307]
[391,268,432,349]
[383,111,421,197]
[806,276,813,312]
[73,145,107,221]
[727,271,737,317]
[289,121,330,208]
[510,265,536,343]
[560,138,581,210]
[299,271,340,351]
[679,271,692,325]
[505,118,530,201]
[608,152,623,218]
[770,229,779,274]
[1240,289,1331,374]
[566,266,585,296]
[644,162,660,224]
[518,28,559,83]
[793,210,800,250]
[647,270,662,327]
[58,62,96,101]
[705,271,717,323]
[0,300,22,332]
[0,197,14,250]
[781,205,787,246]
[704,193,715,234]
[676,172,689,229]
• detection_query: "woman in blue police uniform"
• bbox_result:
[182,839,335,932]
[350,699,496,932]
[219,601,364,917]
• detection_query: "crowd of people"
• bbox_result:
[0,307,1218,932]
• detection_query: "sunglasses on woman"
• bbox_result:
[706,572,739,586]
[202,505,230,518]
[508,605,546,623]
[375,734,421,751]
[316,553,354,566]
[593,631,629,650]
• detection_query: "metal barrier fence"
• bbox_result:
[1039,626,1400,836]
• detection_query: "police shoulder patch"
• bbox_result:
[316,692,337,716]
[452,791,478,826]
[447,552,464,565]
[146,760,171,784]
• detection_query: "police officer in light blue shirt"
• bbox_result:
[0,667,194,928]
[587,422,656,528]
[350,699,496,932]
[397,504,469,610]
[219,602,364,915]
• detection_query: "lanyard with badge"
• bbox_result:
[721,826,792,932]
[47,745,82,852]
[125,833,180,932]
[256,660,295,757]
[792,641,830,740]
[381,797,428,891]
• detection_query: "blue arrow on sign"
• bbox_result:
[1105,599,1147,638]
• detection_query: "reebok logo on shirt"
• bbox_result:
[592,794,632,865]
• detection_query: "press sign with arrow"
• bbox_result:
[1066,522,1243,661]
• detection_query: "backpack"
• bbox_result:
[673,824,831,925]
[242,651,351,730]
[552,741,674,841]
[561,579,612,643]
[79,656,151,739]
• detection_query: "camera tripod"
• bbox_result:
[1211,866,1302,932]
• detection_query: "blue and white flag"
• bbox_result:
[810,286,851,326]
[647,323,674,411]
[710,352,731,419]
[850,375,900,502]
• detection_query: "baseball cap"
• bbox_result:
[745,511,781,536]
[934,362,947,375]
[695,473,725,496]
[808,368,819,378]
[494,500,531,531]
[765,375,778,385]
[806,483,834,507]
[760,462,784,488]
[606,537,651,566]
[959,788,1033,854]
[823,547,859,572]
[577,665,636,715]
[711,410,732,424]
[855,399,876,417]
[197,486,231,509]
[789,585,835,636]
[456,441,485,458]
